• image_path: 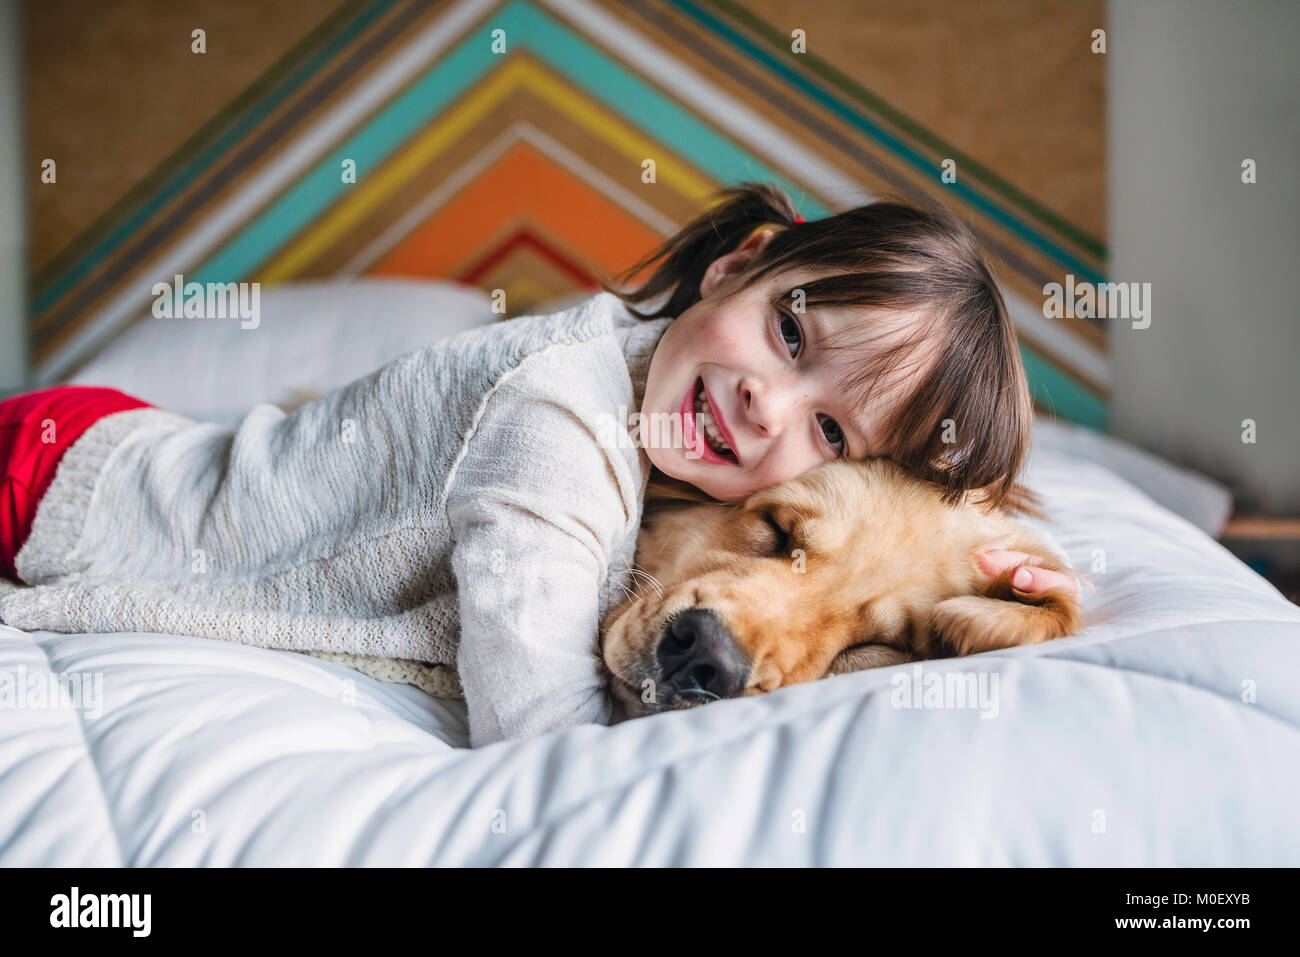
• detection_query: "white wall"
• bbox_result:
[0,0,26,391]
[1108,0,1300,514]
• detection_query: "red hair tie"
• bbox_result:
[794,215,805,223]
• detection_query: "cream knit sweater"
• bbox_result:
[0,292,672,748]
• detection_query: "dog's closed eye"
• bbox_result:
[747,509,795,556]
[762,511,791,554]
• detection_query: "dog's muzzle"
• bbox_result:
[655,608,749,701]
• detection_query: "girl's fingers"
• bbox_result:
[974,548,1036,577]
[1010,564,1081,599]
[974,549,1081,599]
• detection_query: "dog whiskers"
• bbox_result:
[675,687,722,704]
[610,561,663,604]
[625,566,664,598]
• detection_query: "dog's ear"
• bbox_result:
[827,643,912,676]
[930,565,1081,657]
[645,467,717,504]
[643,467,721,524]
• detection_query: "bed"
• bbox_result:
[3,280,1297,866]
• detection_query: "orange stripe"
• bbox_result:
[367,140,663,281]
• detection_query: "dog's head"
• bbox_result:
[600,459,1080,719]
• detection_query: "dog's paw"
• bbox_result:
[826,642,912,676]
[932,579,1081,657]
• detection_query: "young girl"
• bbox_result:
[0,182,1074,748]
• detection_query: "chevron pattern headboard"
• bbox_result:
[25,0,1107,427]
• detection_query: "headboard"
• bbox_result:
[24,0,1108,428]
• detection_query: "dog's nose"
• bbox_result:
[657,608,748,699]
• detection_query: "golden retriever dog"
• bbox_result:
[600,459,1081,720]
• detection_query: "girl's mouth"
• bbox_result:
[680,376,739,465]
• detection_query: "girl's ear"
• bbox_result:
[930,565,1081,657]
[827,643,912,676]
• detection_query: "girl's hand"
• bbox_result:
[974,549,1081,600]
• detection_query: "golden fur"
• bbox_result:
[600,459,1081,720]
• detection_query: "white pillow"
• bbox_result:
[1032,417,1233,537]
[68,278,496,427]
[72,283,1229,537]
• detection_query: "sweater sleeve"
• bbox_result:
[443,343,639,748]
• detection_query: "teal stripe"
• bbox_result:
[194,0,828,283]
[1021,345,1107,430]
[189,0,1105,427]
[668,0,1105,285]
[31,0,401,317]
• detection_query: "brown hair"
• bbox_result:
[600,181,1033,509]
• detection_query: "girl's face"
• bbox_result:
[639,229,932,502]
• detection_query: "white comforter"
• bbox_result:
[2,432,1298,866]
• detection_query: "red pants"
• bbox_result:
[0,386,152,582]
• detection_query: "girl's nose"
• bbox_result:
[741,378,790,437]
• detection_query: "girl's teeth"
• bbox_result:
[699,412,730,452]
[692,384,732,455]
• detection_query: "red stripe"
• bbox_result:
[0,386,151,582]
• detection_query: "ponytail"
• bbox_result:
[600,182,800,320]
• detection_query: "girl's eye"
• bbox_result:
[777,311,802,358]
[773,307,843,457]
[818,414,846,456]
